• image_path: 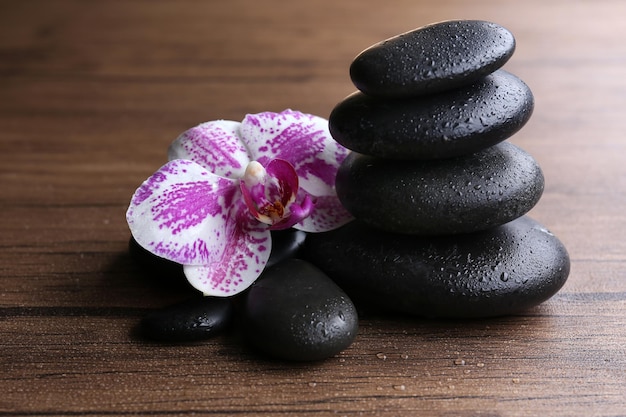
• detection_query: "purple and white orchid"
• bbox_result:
[126,110,352,297]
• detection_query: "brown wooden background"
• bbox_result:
[1,0,625,415]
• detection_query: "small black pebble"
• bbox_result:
[241,259,358,361]
[266,228,307,268]
[140,296,234,342]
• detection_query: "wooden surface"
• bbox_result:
[1,0,625,415]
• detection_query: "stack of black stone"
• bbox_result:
[304,20,570,318]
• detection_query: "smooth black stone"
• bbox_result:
[129,235,179,273]
[128,236,187,287]
[140,296,234,341]
[350,20,515,98]
[303,217,570,318]
[266,228,307,268]
[329,70,534,160]
[241,259,358,361]
[336,142,544,235]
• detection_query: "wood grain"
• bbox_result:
[1,0,626,415]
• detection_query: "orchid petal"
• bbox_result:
[183,201,271,297]
[240,109,350,197]
[126,159,240,265]
[293,189,354,232]
[168,120,251,179]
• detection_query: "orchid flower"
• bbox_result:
[126,110,352,297]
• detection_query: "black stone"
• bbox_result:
[350,20,515,98]
[329,70,534,160]
[336,142,544,235]
[241,259,358,361]
[303,217,570,318]
[129,235,184,277]
[266,228,307,268]
[140,296,234,341]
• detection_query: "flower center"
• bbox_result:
[260,200,286,222]
[240,159,313,230]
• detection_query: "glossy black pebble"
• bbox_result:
[350,20,515,98]
[336,142,544,235]
[129,236,183,276]
[140,296,234,341]
[303,217,570,318]
[241,259,358,361]
[330,70,533,160]
[266,228,307,268]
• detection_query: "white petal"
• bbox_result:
[126,159,240,265]
[168,120,251,179]
[240,110,350,196]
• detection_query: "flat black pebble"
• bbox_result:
[336,142,544,235]
[241,259,358,361]
[329,70,534,160]
[140,296,234,341]
[350,20,515,98]
[303,217,570,318]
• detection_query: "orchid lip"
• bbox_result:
[240,158,308,228]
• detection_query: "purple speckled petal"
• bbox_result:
[126,159,240,265]
[293,189,354,233]
[168,120,252,179]
[240,110,350,197]
[183,200,271,297]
